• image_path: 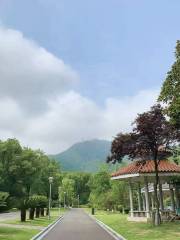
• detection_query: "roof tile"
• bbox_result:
[111,160,180,177]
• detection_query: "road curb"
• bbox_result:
[30,215,64,240]
[88,213,126,240]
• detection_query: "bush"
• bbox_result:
[0,192,9,212]
[6,197,18,210]
[17,198,29,222]
[29,195,48,218]
[28,196,38,220]
[117,204,123,213]
[124,207,130,214]
[52,200,59,208]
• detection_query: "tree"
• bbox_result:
[0,138,62,221]
[62,172,91,205]
[158,40,180,128]
[18,148,42,197]
[0,192,9,212]
[0,139,23,197]
[107,104,179,225]
[28,196,38,220]
[34,195,48,218]
[169,146,180,165]
[88,170,111,209]
[0,139,53,221]
[111,181,129,212]
[31,154,61,199]
[13,148,43,221]
[60,178,75,207]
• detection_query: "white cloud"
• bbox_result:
[0,26,78,114]
[0,26,159,153]
[9,89,158,154]
[102,89,159,137]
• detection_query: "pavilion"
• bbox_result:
[111,160,180,222]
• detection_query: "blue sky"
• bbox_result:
[0,0,179,152]
[0,0,179,102]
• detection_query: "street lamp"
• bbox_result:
[78,194,80,208]
[58,187,61,216]
[64,192,66,209]
[48,177,53,220]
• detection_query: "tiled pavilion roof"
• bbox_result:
[111,160,180,178]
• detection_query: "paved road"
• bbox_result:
[42,209,119,240]
[0,211,20,222]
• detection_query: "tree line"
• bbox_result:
[107,41,180,225]
[0,138,129,221]
[0,138,61,221]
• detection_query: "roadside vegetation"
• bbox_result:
[0,208,66,240]
[0,139,61,222]
[3,208,65,227]
[0,227,39,240]
[94,210,180,240]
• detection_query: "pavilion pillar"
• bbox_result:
[142,194,146,210]
[137,183,142,211]
[159,183,164,211]
[169,184,175,212]
[151,193,154,210]
[129,182,134,217]
[144,177,150,218]
[175,185,180,209]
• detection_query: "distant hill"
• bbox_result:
[51,139,111,172]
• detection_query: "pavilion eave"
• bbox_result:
[111,172,180,181]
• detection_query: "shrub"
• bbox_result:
[0,192,9,212]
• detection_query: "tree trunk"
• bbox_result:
[40,208,44,216]
[21,208,26,222]
[46,207,49,216]
[154,158,161,226]
[35,207,40,218]
[29,208,35,220]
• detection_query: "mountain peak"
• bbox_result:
[51,139,111,172]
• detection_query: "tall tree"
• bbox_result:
[107,105,178,225]
[88,170,111,209]
[62,172,91,205]
[60,178,75,207]
[0,139,23,197]
[31,154,61,199]
[158,40,180,128]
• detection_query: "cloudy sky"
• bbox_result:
[0,0,179,153]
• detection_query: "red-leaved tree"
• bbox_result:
[107,104,179,225]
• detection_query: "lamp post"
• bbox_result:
[78,194,80,208]
[58,187,61,216]
[64,192,66,209]
[48,177,53,220]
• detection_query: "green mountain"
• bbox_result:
[51,139,111,172]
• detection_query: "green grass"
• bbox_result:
[3,208,67,227]
[0,227,38,240]
[0,208,68,240]
[6,216,57,227]
[4,208,67,227]
[93,210,180,240]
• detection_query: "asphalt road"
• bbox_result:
[42,208,120,240]
[0,211,20,222]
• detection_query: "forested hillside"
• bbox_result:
[51,139,111,172]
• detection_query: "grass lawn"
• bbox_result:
[0,227,38,240]
[93,210,180,240]
[0,208,67,240]
[4,208,67,227]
